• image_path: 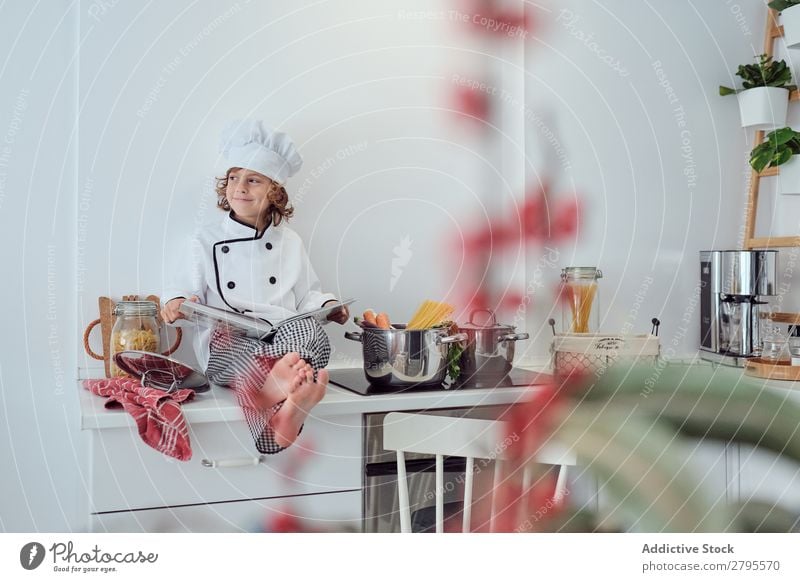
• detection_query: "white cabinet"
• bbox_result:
[736,443,800,513]
[91,490,361,533]
[87,413,362,530]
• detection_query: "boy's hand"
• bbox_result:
[161,295,199,324]
[323,300,350,325]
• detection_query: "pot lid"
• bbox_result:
[113,350,210,393]
[459,309,515,331]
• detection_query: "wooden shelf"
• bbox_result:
[744,358,800,382]
[745,236,800,248]
[742,8,800,249]
[760,312,800,325]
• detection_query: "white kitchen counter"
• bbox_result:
[78,370,545,430]
[78,358,800,430]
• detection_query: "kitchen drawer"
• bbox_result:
[89,413,361,513]
[90,489,361,533]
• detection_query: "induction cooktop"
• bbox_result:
[328,367,551,396]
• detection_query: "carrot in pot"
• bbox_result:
[363,310,378,326]
[376,313,391,329]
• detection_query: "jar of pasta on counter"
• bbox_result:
[109,300,161,377]
[561,267,602,334]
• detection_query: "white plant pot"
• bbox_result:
[782,5,800,49]
[737,86,789,130]
[778,155,800,195]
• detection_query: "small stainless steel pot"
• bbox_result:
[344,324,467,389]
[457,309,529,382]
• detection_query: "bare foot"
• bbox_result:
[271,368,329,448]
[260,352,306,408]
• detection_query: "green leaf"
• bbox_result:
[768,0,800,12]
[719,86,737,96]
[776,147,794,166]
[446,342,464,382]
[750,147,775,172]
[552,406,735,532]
[730,501,800,533]
[733,55,794,90]
[583,364,800,464]
[750,129,800,171]
[770,127,795,146]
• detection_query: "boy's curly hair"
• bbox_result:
[215,168,294,226]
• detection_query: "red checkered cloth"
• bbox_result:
[83,377,195,461]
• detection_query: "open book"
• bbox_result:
[178,299,356,341]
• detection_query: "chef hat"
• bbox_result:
[219,120,303,184]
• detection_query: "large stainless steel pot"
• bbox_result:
[344,324,467,389]
[457,309,529,383]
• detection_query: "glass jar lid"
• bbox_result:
[561,267,603,281]
[114,300,158,317]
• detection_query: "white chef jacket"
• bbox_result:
[163,211,336,368]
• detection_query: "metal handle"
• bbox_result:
[344,330,363,342]
[140,369,178,393]
[468,308,497,327]
[201,456,264,469]
[497,332,530,343]
[436,332,468,345]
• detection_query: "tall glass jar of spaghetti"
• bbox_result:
[109,301,161,377]
[561,267,602,334]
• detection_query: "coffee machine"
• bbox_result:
[700,250,778,366]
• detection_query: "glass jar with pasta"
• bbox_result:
[561,267,602,334]
[109,301,161,377]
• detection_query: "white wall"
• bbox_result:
[0,2,81,531]
[0,0,788,532]
[76,0,507,371]
[516,0,782,361]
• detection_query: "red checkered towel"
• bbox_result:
[83,377,195,461]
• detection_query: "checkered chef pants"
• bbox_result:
[205,317,331,454]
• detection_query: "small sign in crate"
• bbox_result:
[551,333,660,376]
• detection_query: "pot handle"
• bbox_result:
[437,332,468,345]
[344,330,363,342]
[469,308,498,326]
[498,332,530,343]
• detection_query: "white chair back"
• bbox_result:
[383,412,575,533]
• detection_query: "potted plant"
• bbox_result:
[750,126,800,194]
[769,1,800,49]
[719,54,795,129]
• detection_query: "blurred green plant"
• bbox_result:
[499,363,800,533]
[768,0,800,12]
